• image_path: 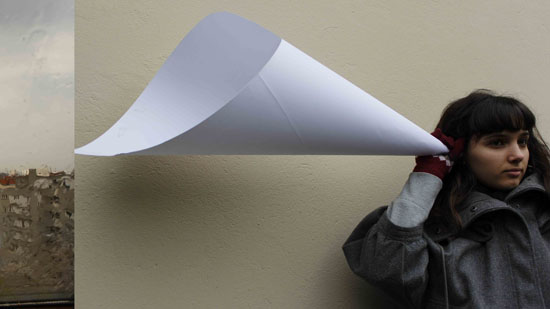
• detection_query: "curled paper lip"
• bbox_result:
[75,12,448,156]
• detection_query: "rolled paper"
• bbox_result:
[75,12,448,156]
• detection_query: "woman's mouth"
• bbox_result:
[503,168,523,177]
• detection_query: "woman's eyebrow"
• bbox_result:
[482,131,530,139]
[483,133,507,139]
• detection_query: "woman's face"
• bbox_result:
[466,130,530,191]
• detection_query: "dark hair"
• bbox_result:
[429,89,550,228]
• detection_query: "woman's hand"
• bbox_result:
[413,128,465,180]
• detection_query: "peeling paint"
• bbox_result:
[0,169,74,301]
[33,178,53,189]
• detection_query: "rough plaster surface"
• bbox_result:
[76,1,550,308]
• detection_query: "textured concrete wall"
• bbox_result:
[76,1,550,308]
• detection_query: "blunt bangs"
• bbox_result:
[468,96,535,137]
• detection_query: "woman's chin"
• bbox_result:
[493,179,522,191]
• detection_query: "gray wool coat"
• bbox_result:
[342,173,550,308]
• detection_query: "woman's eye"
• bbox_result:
[518,138,529,146]
[488,139,505,146]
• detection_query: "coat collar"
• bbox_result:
[427,173,547,242]
[457,173,546,228]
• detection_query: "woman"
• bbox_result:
[342,90,550,308]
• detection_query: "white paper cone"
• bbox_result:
[75,12,448,156]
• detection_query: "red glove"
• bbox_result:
[413,128,465,180]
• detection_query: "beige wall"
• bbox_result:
[75,1,550,308]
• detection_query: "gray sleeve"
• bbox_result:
[386,172,443,228]
[342,205,430,308]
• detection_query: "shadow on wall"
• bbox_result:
[99,154,313,221]
[82,155,405,308]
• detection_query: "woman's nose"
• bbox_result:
[508,143,526,162]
